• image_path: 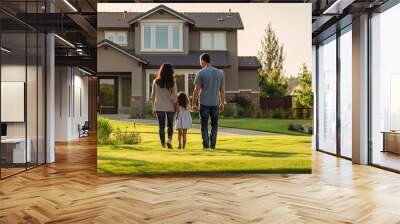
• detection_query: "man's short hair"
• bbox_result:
[200,53,211,63]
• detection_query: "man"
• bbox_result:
[192,53,225,149]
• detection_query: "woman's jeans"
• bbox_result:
[199,105,219,148]
[156,111,175,144]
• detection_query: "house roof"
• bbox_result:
[97,39,148,64]
[238,56,261,69]
[140,51,231,68]
[98,5,243,29]
[128,5,195,25]
[97,12,141,28]
[182,12,243,29]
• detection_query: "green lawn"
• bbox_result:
[194,118,312,135]
[97,120,312,175]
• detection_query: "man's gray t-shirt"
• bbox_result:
[194,66,224,106]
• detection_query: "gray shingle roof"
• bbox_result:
[98,5,243,29]
[238,56,261,69]
[97,12,141,28]
[141,51,231,68]
[183,12,243,29]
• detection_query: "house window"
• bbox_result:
[141,23,183,51]
[105,31,128,46]
[200,32,226,50]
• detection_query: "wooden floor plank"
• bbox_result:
[0,136,399,223]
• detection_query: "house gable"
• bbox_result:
[97,40,147,64]
[128,5,195,25]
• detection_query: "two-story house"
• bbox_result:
[97,5,261,115]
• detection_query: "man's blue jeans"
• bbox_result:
[199,105,219,148]
[156,111,175,145]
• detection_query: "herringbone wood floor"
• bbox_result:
[0,136,400,224]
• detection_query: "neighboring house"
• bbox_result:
[97,5,261,115]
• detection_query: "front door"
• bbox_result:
[98,77,118,114]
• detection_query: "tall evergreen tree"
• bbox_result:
[257,23,287,97]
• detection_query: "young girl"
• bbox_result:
[175,92,192,149]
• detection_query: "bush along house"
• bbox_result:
[97,4,261,116]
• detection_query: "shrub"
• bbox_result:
[114,129,142,145]
[143,102,153,118]
[271,108,284,119]
[97,116,113,144]
[223,103,238,118]
[231,94,252,109]
[230,94,254,118]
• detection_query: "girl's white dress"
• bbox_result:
[175,106,192,129]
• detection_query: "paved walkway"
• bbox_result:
[102,114,280,136]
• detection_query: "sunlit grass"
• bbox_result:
[97,121,312,175]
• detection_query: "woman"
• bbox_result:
[151,63,178,149]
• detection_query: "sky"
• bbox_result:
[98,3,312,77]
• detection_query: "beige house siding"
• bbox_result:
[224,30,239,92]
[128,29,135,49]
[97,30,105,42]
[238,69,259,91]
[97,45,144,114]
[189,30,200,50]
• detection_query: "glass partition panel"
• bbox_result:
[371,4,400,171]
[339,27,352,158]
[38,33,45,165]
[27,31,38,169]
[317,35,337,154]
[1,31,28,177]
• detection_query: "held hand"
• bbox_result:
[152,109,156,117]
[192,105,198,112]
[219,104,224,113]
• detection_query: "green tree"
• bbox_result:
[260,68,289,97]
[257,23,288,97]
[258,23,285,74]
[295,63,313,108]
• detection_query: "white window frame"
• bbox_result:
[200,31,227,50]
[140,20,184,52]
[145,69,224,102]
[104,31,128,46]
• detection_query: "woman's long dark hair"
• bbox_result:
[156,63,175,89]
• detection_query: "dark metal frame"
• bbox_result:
[315,23,353,162]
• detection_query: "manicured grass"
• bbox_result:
[193,118,312,135]
[97,120,312,175]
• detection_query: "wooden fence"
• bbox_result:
[259,96,312,119]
